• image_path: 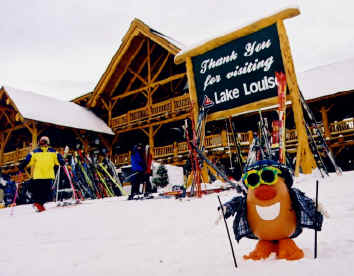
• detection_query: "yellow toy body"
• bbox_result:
[245,176,304,260]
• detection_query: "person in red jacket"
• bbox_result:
[143,144,154,196]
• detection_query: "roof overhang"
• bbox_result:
[1,86,114,135]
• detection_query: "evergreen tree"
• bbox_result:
[152,164,169,188]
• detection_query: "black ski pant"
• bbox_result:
[130,172,144,196]
[31,179,53,205]
[142,174,153,194]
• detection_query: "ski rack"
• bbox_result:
[54,166,80,204]
[299,90,342,176]
[258,110,273,160]
[228,117,244,172]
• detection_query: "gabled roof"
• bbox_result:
[297,57,354,100]
[87,18,183,107]
[1,86,114,135]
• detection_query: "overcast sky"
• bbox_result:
[1,0,354,101]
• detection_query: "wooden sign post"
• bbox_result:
[175,7,315,176]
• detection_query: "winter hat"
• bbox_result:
[242,159,294,188]
[39,136,50,146]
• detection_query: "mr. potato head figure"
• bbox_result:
[222,160,323,261]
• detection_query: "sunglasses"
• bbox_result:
[242,166,282,189]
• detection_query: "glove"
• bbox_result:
[64,146,70,158]
[317,201,330,218]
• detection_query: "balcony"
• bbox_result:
[1,147,31,166]
[113,118,354,166]
[2,118,354,167]
[110,94,191,131]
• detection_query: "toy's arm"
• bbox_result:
[222,196,244,219]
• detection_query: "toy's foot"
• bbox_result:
[243,240,277,260]
[277,238,304,260]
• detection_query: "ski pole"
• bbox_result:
[10,174,21,216]
[314,179,319,259]
[63,165,79,202]
[217,195,237,268]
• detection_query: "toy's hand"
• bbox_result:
[215,212,223,225]
[215,206,229,225]
[317,201,330,218]
[217,205,227,214]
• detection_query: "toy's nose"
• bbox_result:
[254,185,277,200]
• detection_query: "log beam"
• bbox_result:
[320,106,331,139]
[151,53,170,83]
[111,73,186,101]
[108,38,146,97]
[127,67,147,85]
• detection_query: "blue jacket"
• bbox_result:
[131,145,146,173]
[224,188,323,242]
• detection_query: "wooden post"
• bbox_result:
[248,130,254,145]
[173,142,178,158]
[0,133,4,165]
[149,126,154,156]
[98,134,113,157]
[320,106,331,139]
[31,122,38,149]
[277,20,315,175]
[221,129,228,147]
[185,57,199,124]
[108,102,113,128]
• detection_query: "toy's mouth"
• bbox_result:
[256,202,280,220]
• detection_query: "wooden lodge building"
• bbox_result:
[0,86,114,178]
[2,18,354,173]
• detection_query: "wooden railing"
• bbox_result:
[111,94,191,130]
[330,118,354,135]
[3,118,354,167]
[204,134,223,148]
[153,144,174,157]
[1,147,31,166]
[114,131,251,165]
[286,129,297,142]
[114,152,131,166]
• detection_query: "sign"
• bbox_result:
[192,24,285,114]
[175,8,318,176]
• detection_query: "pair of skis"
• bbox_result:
[272,71,341,176]
[298,91,342,176]
[225,117,244,181]
[54,148,127,203]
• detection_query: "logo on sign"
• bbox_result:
[202,95,215,109]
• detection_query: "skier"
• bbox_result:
[142,144,154,197]
[219,159,323,260]
[128,143,146,200]
[19,136,65,212]
[0,171,5,208]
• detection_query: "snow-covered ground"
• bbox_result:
[1,171,354,276]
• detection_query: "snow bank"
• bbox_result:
[1,171,354,276]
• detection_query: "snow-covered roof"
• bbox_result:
[2,86,114,135]
[297,57,354,100]
[149,28,186,50]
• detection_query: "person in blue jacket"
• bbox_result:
[19,136,65,212]
[128,143,146,200]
